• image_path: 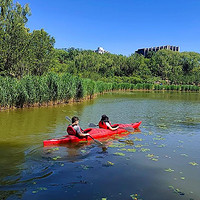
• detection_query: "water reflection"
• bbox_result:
[0,91,200,200]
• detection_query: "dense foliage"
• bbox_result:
[1,0,200,109]
[0,0,55,78]
[0,72,199,109]
[0,72,130,108]
[54,48,200,85]
[1,0,200,85]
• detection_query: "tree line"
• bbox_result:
[55,48,200,85]
[1,0,200,86]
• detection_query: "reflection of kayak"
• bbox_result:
[43,121,142,146]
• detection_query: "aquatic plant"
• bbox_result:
[113,152,126,156]
[1,73,200,109]
[165,168,174,172]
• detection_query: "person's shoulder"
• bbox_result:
[105,122,111,126]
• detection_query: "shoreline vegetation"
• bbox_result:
[1,1,200,110]
[0,72,200,110]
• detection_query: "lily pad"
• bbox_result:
[81,150,87,153]
[146,154,158,161]
[126,149,136,152]
[134,137,143,141]
[165,168,174,172]
[146,154,154,158]
[118,139,134,145]
[153,137,165,141]
[180,154,188,157]
[168,186,185,196]
[32,187,48,194]
[109,143,126,148]
[151,158,158,161]
[158,123,167,127]
[52,147,59,151]
[189,162,198,166]
[140,148,150,152]
[157,144,166,148]
[39,187,47,191]
[81,165,91,170]
[174,188,185,195]
[118,148,127,151]
[135,144,143,148]
[52,156,61,160]
[115,136,123,139]
[103,161,114,167]
[169,185,174,189]
[113,152,125,156]
[130,193,142,200]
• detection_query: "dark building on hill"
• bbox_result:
[135,45,180,57]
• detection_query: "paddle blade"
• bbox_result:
[123,127,135,132]
[93,138,103,145]
[65,116,71,122]
[88,123,98,127]
[88,135,103,145]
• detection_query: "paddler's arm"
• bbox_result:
[106,122,119,131]
[78,132,90,137]
[75,126,90,137]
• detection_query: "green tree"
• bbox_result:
[0,0,31,77]
[28,29,55,75]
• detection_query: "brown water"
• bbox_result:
[0,91,200,200]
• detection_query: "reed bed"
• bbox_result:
[0,73,199,109]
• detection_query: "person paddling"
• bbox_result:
[67,116,90,138]
[98,115,119,131]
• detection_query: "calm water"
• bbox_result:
[0,91,200,200]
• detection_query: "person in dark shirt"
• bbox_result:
[71,116,90,137]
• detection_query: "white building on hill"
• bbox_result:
[95,47,109,54]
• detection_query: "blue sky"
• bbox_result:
[15,0,200,55]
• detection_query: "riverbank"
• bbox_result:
[0,73,200,111]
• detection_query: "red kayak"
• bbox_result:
[43,121,142,146]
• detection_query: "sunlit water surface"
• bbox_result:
[0,91,200,200]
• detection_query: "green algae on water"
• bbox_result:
[189,162,198,166]
[140,148,150,152]
[165,168,174,172]
[113,152,125,156]
[108,143,126,148]
[103,161,114,167]
[130,193,143,200]
[52,156,61,160]
[80,164,92,170]
[134,137,143,141]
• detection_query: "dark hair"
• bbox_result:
[72,116,79,123]
[101,115,109,122]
